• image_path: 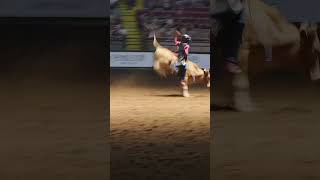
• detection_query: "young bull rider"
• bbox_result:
[211,0,247,73]
[173,30,192,80]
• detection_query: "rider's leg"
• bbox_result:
[264,46,273,62]
[180,79,190,97]
[172,56,182,73]
[180,59,189,97]
[172,60,180,72]
[175,56,189,97]
[224,11,245,73]
[179,57,188,80]
[176,56,187,77]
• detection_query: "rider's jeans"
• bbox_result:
[212,10,245,64]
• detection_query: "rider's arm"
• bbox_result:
[174,36,181,46]
[227,0,244,14]
[184,44,190,56]
[175,30,182,46]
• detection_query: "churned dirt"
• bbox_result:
[110,69,210,180]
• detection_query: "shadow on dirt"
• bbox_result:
[154,94,184,97]
[211,104,237,111]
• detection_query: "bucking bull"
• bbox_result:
[152,34,210,97]
[216,0,320,111]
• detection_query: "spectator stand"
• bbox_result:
[110,0,210,53]
[137,4,210,53]
[110,0,144,51]
[110,0,126,51]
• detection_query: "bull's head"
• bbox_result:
[202,68,210,88]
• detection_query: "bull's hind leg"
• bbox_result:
[310,54,320,81]
[233,43,256,112]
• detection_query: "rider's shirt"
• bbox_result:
[174,36,190,61]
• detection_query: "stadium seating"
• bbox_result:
[110,0,210,52]
[137,9,210,52]
[110,1,127,50]
[144,0,209,10]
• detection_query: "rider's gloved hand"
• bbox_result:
[176,30,182,37]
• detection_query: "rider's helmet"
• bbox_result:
[181,34,192,44]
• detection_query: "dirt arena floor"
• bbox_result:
[110,69,210,180]
[212,50,320,179]
[0,22,107,180]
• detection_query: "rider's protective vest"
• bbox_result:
[177,43,188,60]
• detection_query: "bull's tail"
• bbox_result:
[153,33,161,48]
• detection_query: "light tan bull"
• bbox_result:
[232,0,319,111]
[153,34,210,97]
[218,0,301,111]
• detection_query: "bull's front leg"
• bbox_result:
[310,53,320,81]
[181,79,190,97]
[310,32,320,81]
[177,62,190,97]
[233,41,256,111]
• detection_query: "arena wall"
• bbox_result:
[110,51,210,69]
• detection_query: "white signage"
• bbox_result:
[110,52,154,67]
[110,52,210,69]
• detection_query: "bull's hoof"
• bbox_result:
[234,91,257,112]
[234,104,257,112]
[211,104,235,111]
[183,93,190,97]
